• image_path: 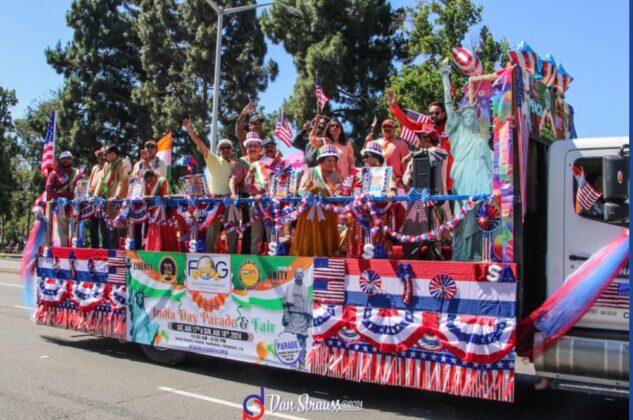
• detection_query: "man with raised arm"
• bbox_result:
[184,118,236,253]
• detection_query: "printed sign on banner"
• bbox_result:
[126,252,315,371]
[186,253,231,294]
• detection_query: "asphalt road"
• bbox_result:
[0,268,628,420]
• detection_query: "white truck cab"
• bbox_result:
[535,137,629,393]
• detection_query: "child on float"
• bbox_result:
[401,126,450,260]
[290,145,342,257]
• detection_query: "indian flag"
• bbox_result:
[156,132,172,183]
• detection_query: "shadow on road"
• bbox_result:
[39,334,628,419]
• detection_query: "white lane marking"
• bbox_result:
[12,305,30,310]
[40,355,50,359]
[157,387,308,420]
[0,282,21,288]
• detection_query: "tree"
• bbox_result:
[46,0,148,158]
[133,0,278,158]
[0,86,18,241]
[260,0,401,144]
[389,0,507,112]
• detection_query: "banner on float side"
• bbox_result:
[126,251,315,372]
[308,259,517,402]
[34,247,127,339]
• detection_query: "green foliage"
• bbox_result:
[46,0,147,157]
[0,87,18,225]
[389,0,506,112]
[260,0,400,145]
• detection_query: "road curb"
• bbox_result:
[0,268,20,274]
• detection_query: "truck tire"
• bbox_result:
[140,344,186,366]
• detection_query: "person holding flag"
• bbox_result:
[315,74,329,112]
[183,118,237,253]
[273,109,294,148]
[45,151,79,247]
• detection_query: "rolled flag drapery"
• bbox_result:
[518,229,629,358]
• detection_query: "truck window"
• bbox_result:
[572,157,605,222]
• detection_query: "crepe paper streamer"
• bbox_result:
[553,63,573,97]
[451,47,483,76]
[508,41,538,75]
[518,230,629,358]
[537,54,557,87]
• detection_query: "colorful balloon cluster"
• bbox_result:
[508,41,573,96]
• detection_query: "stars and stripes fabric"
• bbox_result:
[312,257,346,305]
[40,111,57,176]
[273,109,293,147]
[34,247,127,339]
[399,108,431,147]
[315,75,329,112]
[308,259,517,401]
[572,166,602,213]
[594,278,629,309]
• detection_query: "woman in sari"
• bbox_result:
[143,170,179,252]
[290,145,342,257]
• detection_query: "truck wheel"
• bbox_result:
[140,344,186,366]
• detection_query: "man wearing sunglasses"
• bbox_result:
[235,102,267,155]
[365,118,410,189]
[387,90,454,193]
[131,139,167,180]
[184,118,237,253]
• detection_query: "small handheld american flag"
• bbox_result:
[572,166,602,213]
[315,74,329,112]
[273,109,293,147]
[40,111,57,176]
[399,108,431,147]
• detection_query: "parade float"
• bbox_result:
[22,43,629,402]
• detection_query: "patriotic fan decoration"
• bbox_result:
[359,269,382,296]
[451,47,483,76]
[476,200,501,232]
[508,41,538,76]
[429,274,457,300]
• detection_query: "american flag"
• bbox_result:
[312,257,346,304]
[594,279,629,309]
[572,166,602,213]
[40,111,57,176]
[108,250,128,285]
[315,75,329,112]
[273,109,293,147]
[399,108,431,147]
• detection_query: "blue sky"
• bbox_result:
[0,0,629,139]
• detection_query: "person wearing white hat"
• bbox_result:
[46,151,79,246]
[290,145,342,257]
[184,118,237,252]
[229,131,267,255]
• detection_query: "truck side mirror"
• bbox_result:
[602,153,629,224]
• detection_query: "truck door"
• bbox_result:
[562,148,628,330]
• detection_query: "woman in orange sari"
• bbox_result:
[290,145,342,257]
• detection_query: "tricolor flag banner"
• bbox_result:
[40,111,57,176]
[315,74,329,112]
[399,108,431,147]
[156,132,173,183]
[572,166,602,213]
[274,109,293,147]
[307,259,517,402]
[34,247,127,339]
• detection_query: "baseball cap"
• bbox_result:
[59,151,73,159]
[381,119,395,127]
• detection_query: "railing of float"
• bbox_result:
[36,190,495,255]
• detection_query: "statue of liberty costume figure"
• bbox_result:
[440,64,492,261]
[129,291,159,345]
